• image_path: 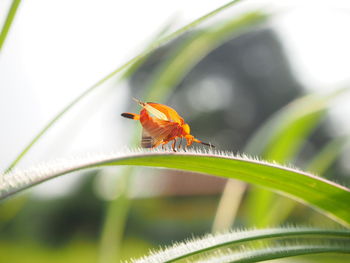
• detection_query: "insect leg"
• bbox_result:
[162,142,168,150]
[178,137,183,151]
[171,138,177,152]
[152,141,163,149]
[193,138,215,148]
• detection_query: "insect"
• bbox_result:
[121,98,214,151]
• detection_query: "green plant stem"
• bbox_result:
[0,0,21,52]
[97,169,132,263]
[4,0,243,173]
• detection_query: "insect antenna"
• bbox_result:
[132,97,146,107]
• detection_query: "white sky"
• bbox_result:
[1,0,350,197]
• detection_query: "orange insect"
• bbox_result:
[121,98,214,151]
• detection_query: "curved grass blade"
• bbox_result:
[199,242,350,263]
[120,17,177,81]
[4,0,243,173]
[245,90,347,158]
[130,227,350,263]
[307,135,350,175]
[0,0,21,52]
[1,150,350,226]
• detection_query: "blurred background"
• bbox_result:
[1,0,350,262]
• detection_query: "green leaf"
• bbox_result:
[97,168,132,263]
[0,0,21,52]
[245,91,344,159]
[130,227,350,262]
[199,243,350,263]
[1,150,349,226]
[307,136,350,175]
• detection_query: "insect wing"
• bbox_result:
[147,103,184,124]
[143,103,168,121]
[141,129,154,148]
[141,119,179,148]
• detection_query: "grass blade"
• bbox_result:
[245,91,345,158]
[130,227,350,262]
[0,0,21,52]
[307,136,350,175]
[1,150,349,226]
[200,243,350,263]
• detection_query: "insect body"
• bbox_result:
[121,99,214,151]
